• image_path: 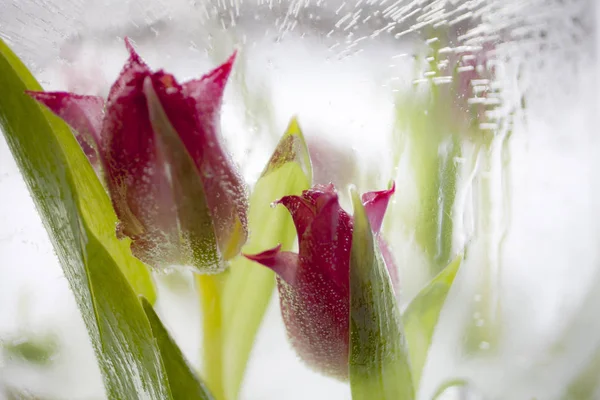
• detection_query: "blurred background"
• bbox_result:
[0,0,598,399]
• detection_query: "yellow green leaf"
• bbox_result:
[403,255,462,388]
[349,188,414,400]
[142,298,215,400]
[196,117,312,400]
[0,38,174,399]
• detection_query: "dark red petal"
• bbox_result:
[299,193,352,290]
[104,38,151,110]
[301,183,336,209]
[277,192,352,378]
[276,195,315,239]
[181,51,237,113]
[361,181,396,234]
[277,262,349,379]
[27,91,104,167]
[243,245,299,286]
[101,42,178,266]
[250,184,354,379]
[149,54,248,260]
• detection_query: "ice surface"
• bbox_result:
[1,0,599,399]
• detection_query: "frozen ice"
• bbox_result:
[1,0,599,399]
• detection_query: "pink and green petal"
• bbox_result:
[26,92,104,167]
[101,44,179,265]
[362,182,396,234]
[149,55,248,260]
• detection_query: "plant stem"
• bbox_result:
[464,133,509,354]
[196,274,226,400]
[402,97,460,277]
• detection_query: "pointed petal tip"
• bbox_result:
[124,36,144,64]
[243,245,298,285]
[227,49,238,64]
[25,91,66,117]
[24,89,40,98]
[275,194,315,209]
[25,90,57,103]
[361,182,396,234]
[388,180,396,193]
[243,244,284,270]
[362,180,396,204]
[26,90,54,108]
[202,51,237,89]
[274,194,300,207]
[287,115,301,133]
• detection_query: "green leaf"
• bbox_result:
[393,94,460,277]
[142,298,215,400]
[0,40,155,300]
[196,118,312,400]
[0,39,173,398]
[349,188,414,400]
[403,255,462,389]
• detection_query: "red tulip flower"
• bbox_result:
[244,183,397,379]
[28,39,248,272]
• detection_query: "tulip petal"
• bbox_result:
[299,194,352,290]
[243,245,299,286]
[361,181,396,234]
[26,91,104,167]
[105,38,151,106]
[101,42,180,266]
[149,55,248,261]
[144,76,221,272]
[303,183,336,209]
[182,51,237,117]
[276,195,315,239]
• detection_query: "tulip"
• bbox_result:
[28,39,248,273]
[244,183,396,379]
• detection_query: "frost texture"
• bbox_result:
[0,0,598,399]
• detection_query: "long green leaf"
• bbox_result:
[349,188,414,400]
[142,298,215,400]
[394,94,459,277]
[0,39,174,398]
[403,255,462,389]
[196,118,312,400]
[0,40,155,300]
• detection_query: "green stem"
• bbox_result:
[464,133,508,354]
[196,274,226,400]
[409,113,460,277]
